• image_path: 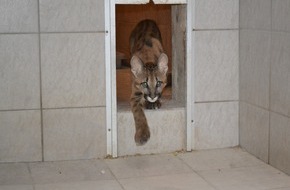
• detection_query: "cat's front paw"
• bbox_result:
[134,126,150,146]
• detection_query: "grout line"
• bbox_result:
[268,0,273,165]
[238,0,241,148]
[195,100,239,104]
[42,106,106,110]
[240,100,290,119]
[0,31,106,35]
[0,106,106,112]
[175,155,219,190]
[193,28,239,31]
[0,108,41,112]
[104,162,126,190]
[36,0,44,162]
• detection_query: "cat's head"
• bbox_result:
[130,53,168,103]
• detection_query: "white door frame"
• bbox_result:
[105,0,194,158]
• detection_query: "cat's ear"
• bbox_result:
[130,55,143,77]
[157,53,168,75]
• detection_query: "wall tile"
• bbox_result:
[269,113,290,175]
[271,32,290,117]
[0,34,40,110]
[239,102,269,163]
[194,0,239,29]
[195,30,239,102]
[0,110,42,162]
[41,33,105,108]
[117,108,185,156]
[39,0,104,32]
[43,107,106,161]
[272,0,290,32]
[240,30,271,109]
[194,102,239,150]
[0,0,38,33]
[240,0,271,30]
[0,163,32,185]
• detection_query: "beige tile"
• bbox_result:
[239,102,269,163]
[39,0,104,32]
[199,165,290,190]
[0,163,32,185]
[240,0,271,30]
[0,111,42,162]
[29,159,113,184]
[119,173,215,190]
[240,30,271,109]
[193,102,239,150]
[269,112,290,175]
[41,33,105,108]
[105,154,191,179]
[271,32,290,117]
[272,188,290,190]
[272,0,290,32]
[195,31,239,102]
[35,180,123,190]
[0,34,40,110]
[0,185,34,190]
[43,108,106,161]
[0,0,38,33]
[194,0,239,29]
[117,108,185,156]
[178,148,264,171]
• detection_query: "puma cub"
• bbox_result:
[129,19,168,145]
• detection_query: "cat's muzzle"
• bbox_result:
[144,94,159,103]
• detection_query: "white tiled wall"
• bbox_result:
[195,30,239,102]
[0,0,106,162]
[39,0,104,32]
[240,0,290,175]
[0,0,39,33]
[194,0,239,29]
[239,103,269,162]
[240,30,271,109]
[0,0,241,161]
[194,102,239,150]
[0,110,42,162]
[0,34,40,110]
[240,0,271,30]
[41,33,105,108]
[192,0,239,150]
[43,108,106,161]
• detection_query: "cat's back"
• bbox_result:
[129,19,164,63]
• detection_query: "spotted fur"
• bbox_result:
[129,19,168,145]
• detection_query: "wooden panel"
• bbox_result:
[116,2,172,70]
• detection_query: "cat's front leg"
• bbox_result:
[135,123,150,146]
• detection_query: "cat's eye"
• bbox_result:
[156,81,162,87]
[141,82,148,88]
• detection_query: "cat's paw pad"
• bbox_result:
[134,127,150,146]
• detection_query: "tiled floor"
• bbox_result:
[1,148,290,190]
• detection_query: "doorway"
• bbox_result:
[105,0,193,157]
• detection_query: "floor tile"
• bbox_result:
[105,154,192,179]
[0,185,34,190]
[29,159,113,184]
[199,165,290,190]
[119,173,215,190]
[272,188,290,190]
[34,180,123,190]
[0,163,32,185]
[179,148,264,171]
